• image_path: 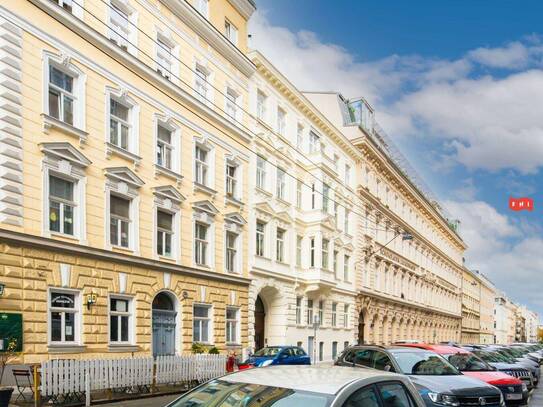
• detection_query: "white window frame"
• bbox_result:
[225,231,239,273]
[193,303,212,344]
[256,155,267,190]
[256,220,266,257]
[333,250,339,278]
[194,143,211,187]
[192,203,216,268]
[256,90,267,121]
[109,193,132,249]
[296,124,304,150]
[318,300,324,326]
[225,87,241,123]
[322,239,329,270]
[345,164,351,186]
[47,174,77,237]
[224,19,238,45]
[51,0,84,19]
[295,296,302,325]
[306,299,314,326]
[343,304,349,328]
[310,237,315,267]
[195,0,209,18]
[105,87,140,156]
[108,0,138,56]
[152,188,182,262]
[322,183,330,213]
[277,107,286,136]
[225,157,242,202]
[296,180,302,208]
[276,167,286,200]
[225,306,240,345]
[154,115,181,174]
[276,227,285,263]
[43,52,86,131]
[344,209,350,235]
[344,254,350,281]
[155,30,179,83]
[194,62,212,104]
[332,302,337,327]
[48,287,82,345]
[194,221,209,266]
[108,294,135,345]
[296,235,302,267]
[309,131,320,153]
[156,209,175,258]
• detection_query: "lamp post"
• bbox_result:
[312,314,320,363]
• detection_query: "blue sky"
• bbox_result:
[250,1,543,320]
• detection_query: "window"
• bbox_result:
[256,91,267,121]
[344,255,350,281]
[195,64,209,101]
[322,184,330,212]
[194,146,209,186]
[332,341,338,359]
[333,250,338,277]
[319,342,324,362]
[256,156,266,189]
[48,175,75,236]
[296,180,302,208]
[276,168,286,199]
[109,2,132,51]
[296,124,304,149]
[156,210,173,257]
[277,107,286,135]
[194,222,208,265]
[296,235,302,267]
[332,302,337,327]
[195,0,209,18]
[225,232,238,273]
[318,300,324,326]
[309,131,320,153]
[224,20,238,45]
[52,0,73,13]
[322,239,329,269]
[225,163,238,199]
[378,383,413,407]
[344,386,380,407]
[193,304,211,343]
[256,221,265,257]
[156,125,173,169]
[156,37,173,79]
[49,289,79,344]
[306,299,313,325]
[225,307,239,344]
[344,209,350,234]
[343,304,349,328]
[344,341,349,350]
[110,194,130,248]
[295,297,302,324]
[109,98,131,150]
[225,88,239,120]
[311,184,316,209]
[276,228,285,262]
[345,164,351,186]
[48,65,75,126]
[310,237,315,267]
[109,296,132,344]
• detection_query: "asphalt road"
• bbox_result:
[529,384,543,406]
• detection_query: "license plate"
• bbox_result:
[506,393,523,400]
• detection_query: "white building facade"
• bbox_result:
[494,293,516,344]
[246,52,359,361]
[519,306,539,343]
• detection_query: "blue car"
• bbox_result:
[239,346,311,368]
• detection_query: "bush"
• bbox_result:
[191,343,206,354]
[208,346,220,355]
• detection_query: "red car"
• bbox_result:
[399,344,529,405]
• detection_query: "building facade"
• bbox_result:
[461,268,481,344]
[475,270,496,344]
[0,0,257,363]
[494,293,516,344]
[518,306,539,343]
[246,52,359,362]
[305,93,465,345]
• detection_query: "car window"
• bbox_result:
[447,353,490,372]
[281,348,294,357]
[389,350,459,375]
[378,382,414,407]
[343,385,380,407]
[253,347,281,357]
[353,350,374,368]
[373,351,395,372]
[294,348,306,356]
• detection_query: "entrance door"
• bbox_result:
[358,311,365,344]
[307,336,314,364]
[152,293,176,357]
[254,296,266,351]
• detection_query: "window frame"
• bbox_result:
[105,88,140,156]
[276,227,285,263]
[332,302,337,327]
[195,0,209,18]
[109,193,132,249]
[224,19,238,45]
[225,87,240,122]
[343,304,350,328]
[194,144,209,186]
[193,303,212,344]
[256,90,267,121]
[156,209,175,258]
[296,235,302,267]
[194,63,212,104]
[225,159,241,201]
[155,31,179,82]
[276,167,286,200]
[277,107,286,136]
[225,306,240,345]
[108,294,135,345]
[48,287,82,346]
[344,254,350,281]
[256,155,267,190]
[225,231,239,273]
[47,173,77,237]
[108,0,138,55]
[322,239,329,270]
[154,116,181,175]
[295,296,302,325]
[194,221,209,266]
[306,299,314,326]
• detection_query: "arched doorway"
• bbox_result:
[358,311,366,344]
[254,295,266,351]
[152,292,177,357]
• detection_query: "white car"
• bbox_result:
[167,364,426,407]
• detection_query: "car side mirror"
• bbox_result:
[384,365,392,372]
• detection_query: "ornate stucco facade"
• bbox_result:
[0,0,256,362]
[246,52,359,361]
[494,293,517,344]
[461,268,482,344]
[305,92,465,345]
[475,270,496,344]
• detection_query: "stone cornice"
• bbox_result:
[161,0,255,77]
[227,0,256,20]
[0,228,251,286]
[24,1,253,143]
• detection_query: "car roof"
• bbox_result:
[222,365,403,395]
[346,345,429,352]
[398,344,469,354]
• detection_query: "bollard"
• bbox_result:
[33,365,40,407]
[85,372,90,407]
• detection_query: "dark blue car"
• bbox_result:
[239,346,311,368]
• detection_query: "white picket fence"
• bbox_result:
[41,354,226,399]
[156,354,226,384]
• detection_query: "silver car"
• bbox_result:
[167,364,426,407]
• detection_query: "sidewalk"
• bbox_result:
[101,394,179,407]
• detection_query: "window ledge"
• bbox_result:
[276,197,291,206]
[193,182,217,196]
[225,195,244,207]
[105,142,142,168]
[155,164,183,184]
[108,344,140,353]
[255,187,272,197]
[225,343,242,348]
[194,263,212,270]
[111,245,134,254]
[49,232,80,242]
[47,344,86,353]
[42,114,88,145]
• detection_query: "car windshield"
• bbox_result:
[253,347,282,357]
[169,379,332,407]
[496,350,518,363]
[446,353,492,372]
[475,351,504,363]
[390,350,460,376]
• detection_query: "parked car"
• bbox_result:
[166,364,426,407]
[335,345,505,407]
[487,345,541,383]
[400,344,529,405]
[238,346,311,369]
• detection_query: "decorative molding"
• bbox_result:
[118,272,127,293]
[59,263,71,287]
[226,0,256,20]
[152,185,186,205]
[104,166,145,188]
[0,19,23,226]
[224,212,246,226]
[192,200,219,216]
[39,142,91,167]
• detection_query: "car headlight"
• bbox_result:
[259,359,273,367]
[427,392,460,406]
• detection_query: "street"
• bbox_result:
[530,385,543,406]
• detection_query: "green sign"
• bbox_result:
[0,313,22,352]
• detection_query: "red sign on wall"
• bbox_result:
[509,197,534,211]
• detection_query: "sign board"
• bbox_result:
[0,313,23,352]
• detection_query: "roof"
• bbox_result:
[222,365,401,395]
[398,343,469,354]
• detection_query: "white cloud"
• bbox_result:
[468,42,531,69]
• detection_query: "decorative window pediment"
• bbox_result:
[193,200,219,216]
[104,166,144,188]
[276,211,293,224]
[344,243,355,252]
[152,185,186,205]
[254,201,274,216]
[40,142,91,168]
[224,212,246,226]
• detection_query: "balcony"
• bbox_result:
[302,268,337,294]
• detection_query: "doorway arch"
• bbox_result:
[254,295,266,350]
[152,291,178,357]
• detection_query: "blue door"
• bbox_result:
[152,310,176,356]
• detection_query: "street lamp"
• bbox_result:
[312,315,320,363]
[364,231,414,260]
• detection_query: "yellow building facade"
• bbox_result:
[461,268,482,344]
[0,0,256,362]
